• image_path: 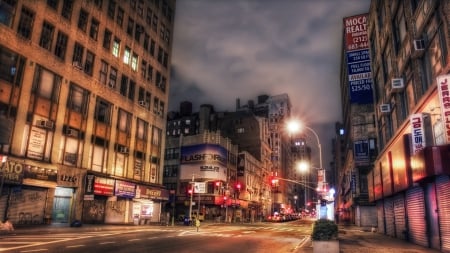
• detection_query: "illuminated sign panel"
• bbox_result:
[344,14,373,104]
[436,74,450,143]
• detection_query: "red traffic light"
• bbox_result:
[236,183,241,190]
[188,189,193,194]
[215,181,221,187]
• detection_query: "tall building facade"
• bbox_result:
[0,0,175,225]
[338,1,450,251]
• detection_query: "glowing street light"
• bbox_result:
[286,120,323,170]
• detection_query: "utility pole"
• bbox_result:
[188,174,194,223]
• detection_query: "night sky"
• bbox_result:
[169,0,371,168]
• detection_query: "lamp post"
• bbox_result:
[188,174,194,223]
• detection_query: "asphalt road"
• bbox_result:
[0,220,313,253]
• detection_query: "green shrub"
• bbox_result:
[311,219,338,241]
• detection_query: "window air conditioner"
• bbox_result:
[119,147,129,154]
[138,100,146,106]
[38,120,54,129]
[413,39,425,51]
[66,128,79,138]
[391,78,404,93]
[72,61,83,69]
[379,104,391,114]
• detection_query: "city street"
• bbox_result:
[0,220,312,253]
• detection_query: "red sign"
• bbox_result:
[94,177,114,196]
[344,14,368,51]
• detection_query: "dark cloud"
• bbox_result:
[169,0,371,165]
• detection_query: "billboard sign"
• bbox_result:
[344,14,373,104]
[436,74,450,144]
[180,144,227,181]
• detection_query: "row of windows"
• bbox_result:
[5,2,170,92]
[12,7,168,116]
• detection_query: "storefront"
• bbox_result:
[134,184,169,224]
[0,157,56,225]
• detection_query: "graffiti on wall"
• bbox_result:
[8,188,46,225]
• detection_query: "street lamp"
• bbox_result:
[286,120,323,170]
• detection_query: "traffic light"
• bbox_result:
[270,177,278,187]
[236,182,241,191]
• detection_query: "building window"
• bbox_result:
[116,7,124,27]
[135,24,143,42]
[0,0,17,27]
[89,18,99,40]
[67,83,89,115]
[150,39,155,56]
[47,0,59,10]
[157,47,163,64]
[152,14,158,32]
[120,75,128,97]
[39,21,55,51]
[160,23,165,40]
[147,65,153,82]
[146,7,152,25]
[84,50,95,75]
[143,34,149,51]
[72,42,84,64]
[17,6,35,39]
[99,60,108,85]
[123,46,131,64]
[141,60,147,79]
[54,31,68,60]
[236,127,244,134]
[93,0,102,9]
[131,53,138,71]
[94,99,111,123]
[77,8,88,32]
[137,0,143,17]
[103,29,112,49]
[128,80,135,101]
[163,52,168,68]
[112,37,120,57]
[61,0,73,20]
[107,0,116,19]
[109,67,117,89]
[165,29,170,44]
[127,17,134,36]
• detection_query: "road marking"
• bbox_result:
[99,241,116,245]
[128,239,141,241]
[66,244,85,248]
[19,249,48,252]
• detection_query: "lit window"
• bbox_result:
[123,47,131,64]
[112,38,120,57]
[131,53,138,71]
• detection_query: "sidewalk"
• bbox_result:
[296,225,441,253]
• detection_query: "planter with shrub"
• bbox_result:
[311,219,339,253]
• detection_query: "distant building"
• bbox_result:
[0,0,175,225]
[163,93,315,220]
